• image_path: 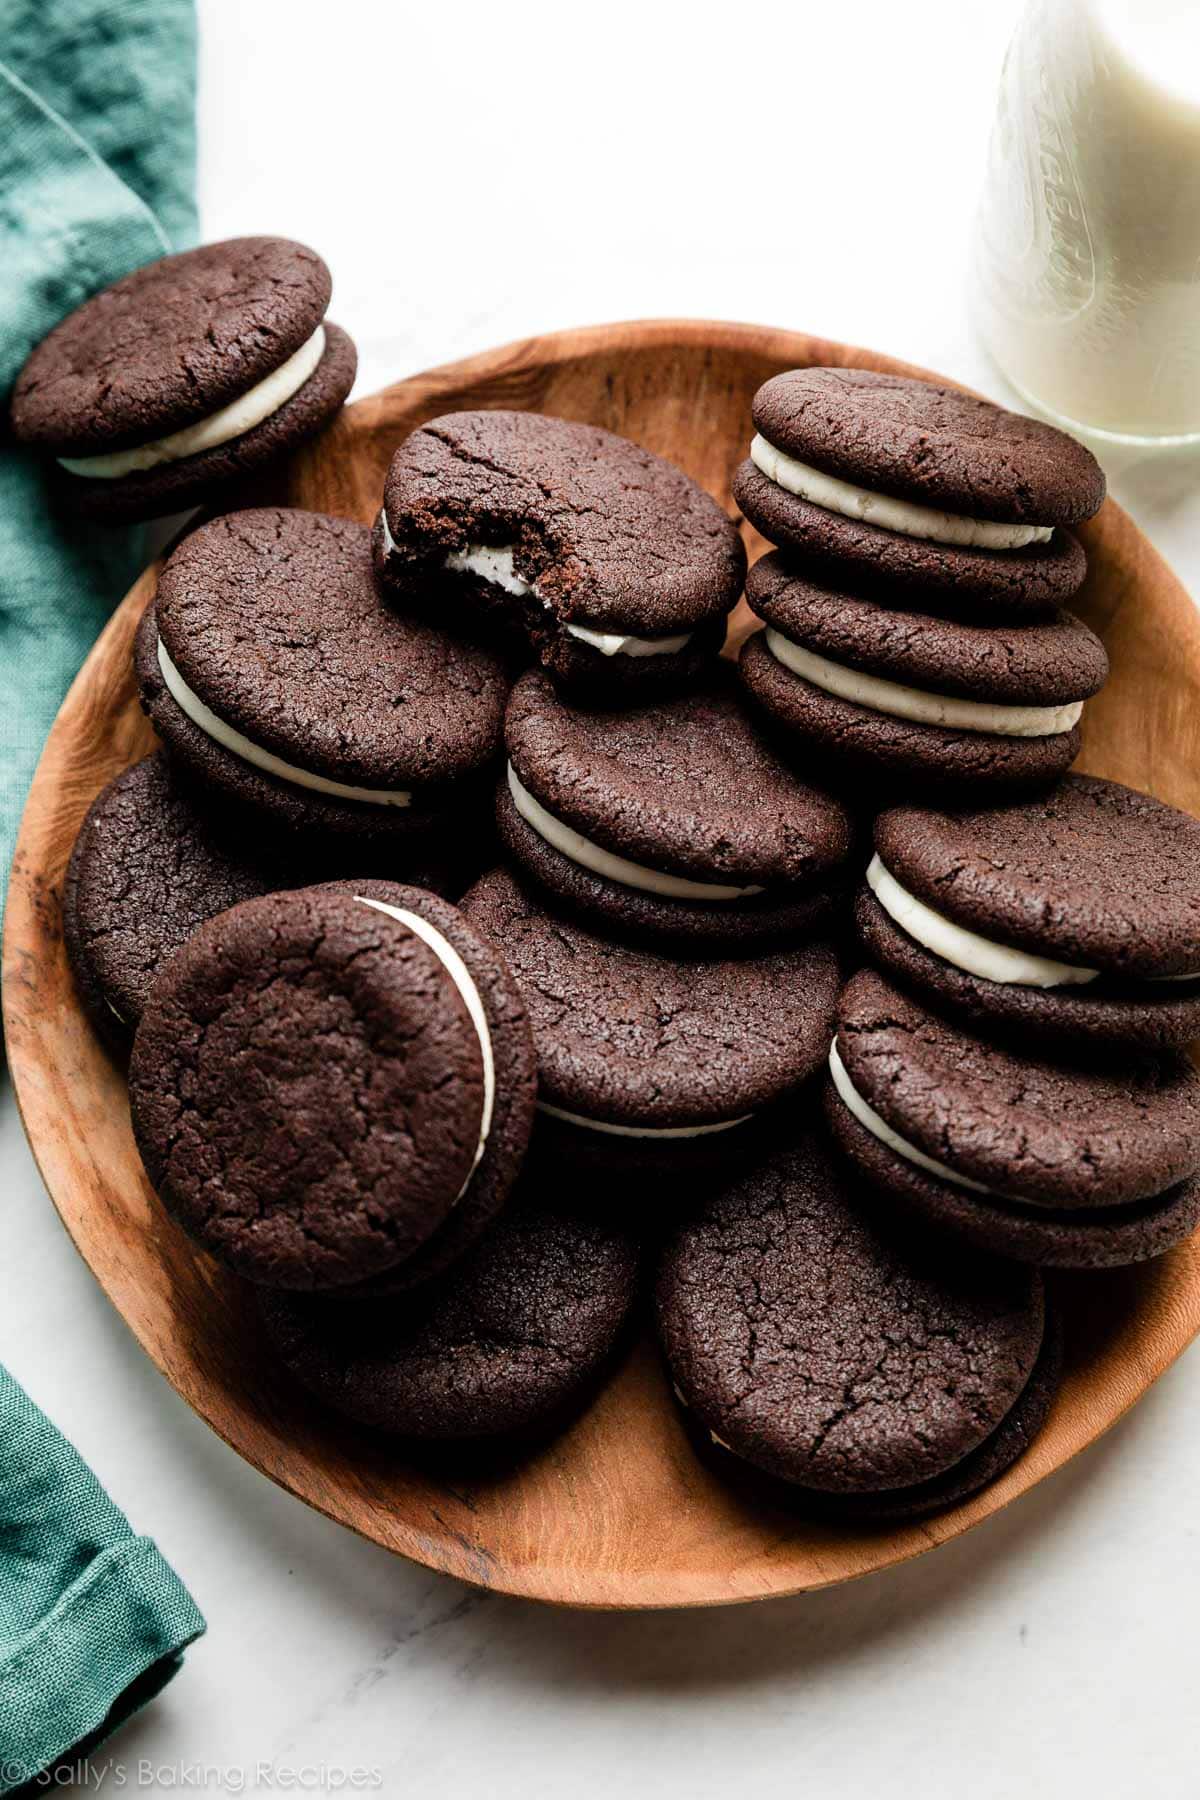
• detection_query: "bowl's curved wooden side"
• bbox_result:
[6,322,1200,1609]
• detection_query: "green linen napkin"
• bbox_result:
[0,0,199,902]
[0,1369,205,1791]
[0,0,205,1783]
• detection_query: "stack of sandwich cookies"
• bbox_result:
[136,509,510,844]
[826,970,1200,1268]
[373,410,746,696]
[857,777,1200,1050]
[62,754,467,1050]
[460,865,839,1176]
[129,881,536,1292]
[497,666,854,949]
[259,1175,639,1438]
[739,554,1108,795]
[732,367,1102,612]
[657,1122,1058,1523]
[10,237,356,522]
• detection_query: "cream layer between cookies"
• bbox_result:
[828,1040,995,1195]
[157,636,413,807]
[749,433,1055,551]
[506,763,764,902]
[354,897,494,1195]
[537,1099,751,1139]
[868,855,1200,987]
[59,327,327,478]
[763,629,1083,738]
[378,514,694,658]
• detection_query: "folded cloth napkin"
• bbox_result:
[0,0,199,905]
[0,1,205,1784]
[0,1369,205,1791]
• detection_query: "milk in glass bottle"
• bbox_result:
[973,0,1200,444]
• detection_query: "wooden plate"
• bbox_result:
[6,320,1200,1609]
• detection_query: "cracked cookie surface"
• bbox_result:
[375,409,745,691]
[505,664,852,886]
[138,511,509,837]
[259,1182,639,1437]
[751,368,1105,524]
[835,969,1200,1208]
[129,882,536,1290]
[12,237,332,453]
[875,777,1200,978]
[62,754,467,1048]
[63,753,287,1044]
[460,864,838,1126]
[657,1118,1044,1492]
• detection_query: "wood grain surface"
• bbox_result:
[5,320,1200,1608]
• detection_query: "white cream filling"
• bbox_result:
[868,856,1200,989]
[59,326,327,479]
[828,1040,994,1196]
[156,636,412,808]
[867,855,1100,988]
[354,897,495,1197]
[749,433,1055,551]
[379,519,693,658]
[537,1099,751,1139]
[764,629,1083,738]
[562,620,693,659]
[445,543,533,597]
[506,762,764,903]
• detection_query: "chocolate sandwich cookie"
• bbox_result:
[739,555,1107,799]
[259,1182,639,1438]
[12,238,356,523]
[826,970,1200,1268]
[373,410,745,695]
[858,777,1200,1051]
[496,666,854,950]
[129,881,536,1290]
[733,367,1103,614]
[460,865,839,1174]
[136,509,509,843]
[62,753,466,1049]
[658,1122,1052,1512]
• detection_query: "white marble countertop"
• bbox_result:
[5,0,1200,1790]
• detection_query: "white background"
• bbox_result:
[4,0,1199,1792]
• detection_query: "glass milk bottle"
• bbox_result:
[972,0,1200,445]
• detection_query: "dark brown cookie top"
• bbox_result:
[657,1120,1044,1492]
[58,322,356,525]
[130,883,493,1289]
[836,969,1200,1208]
[62,753,285,1039]
[875,776,1200,979]
[381,409,746,634]
[259,1184,639,1438]
[746,553,1109,703]
[12,237,331,454]
[505,665,853,886]
[732,460,1087,615]
[825,1083,1200,1271]
[495,776,841,953]
[155,509,509,790]
[751,368,1105,525]
[460,865,838,1126]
